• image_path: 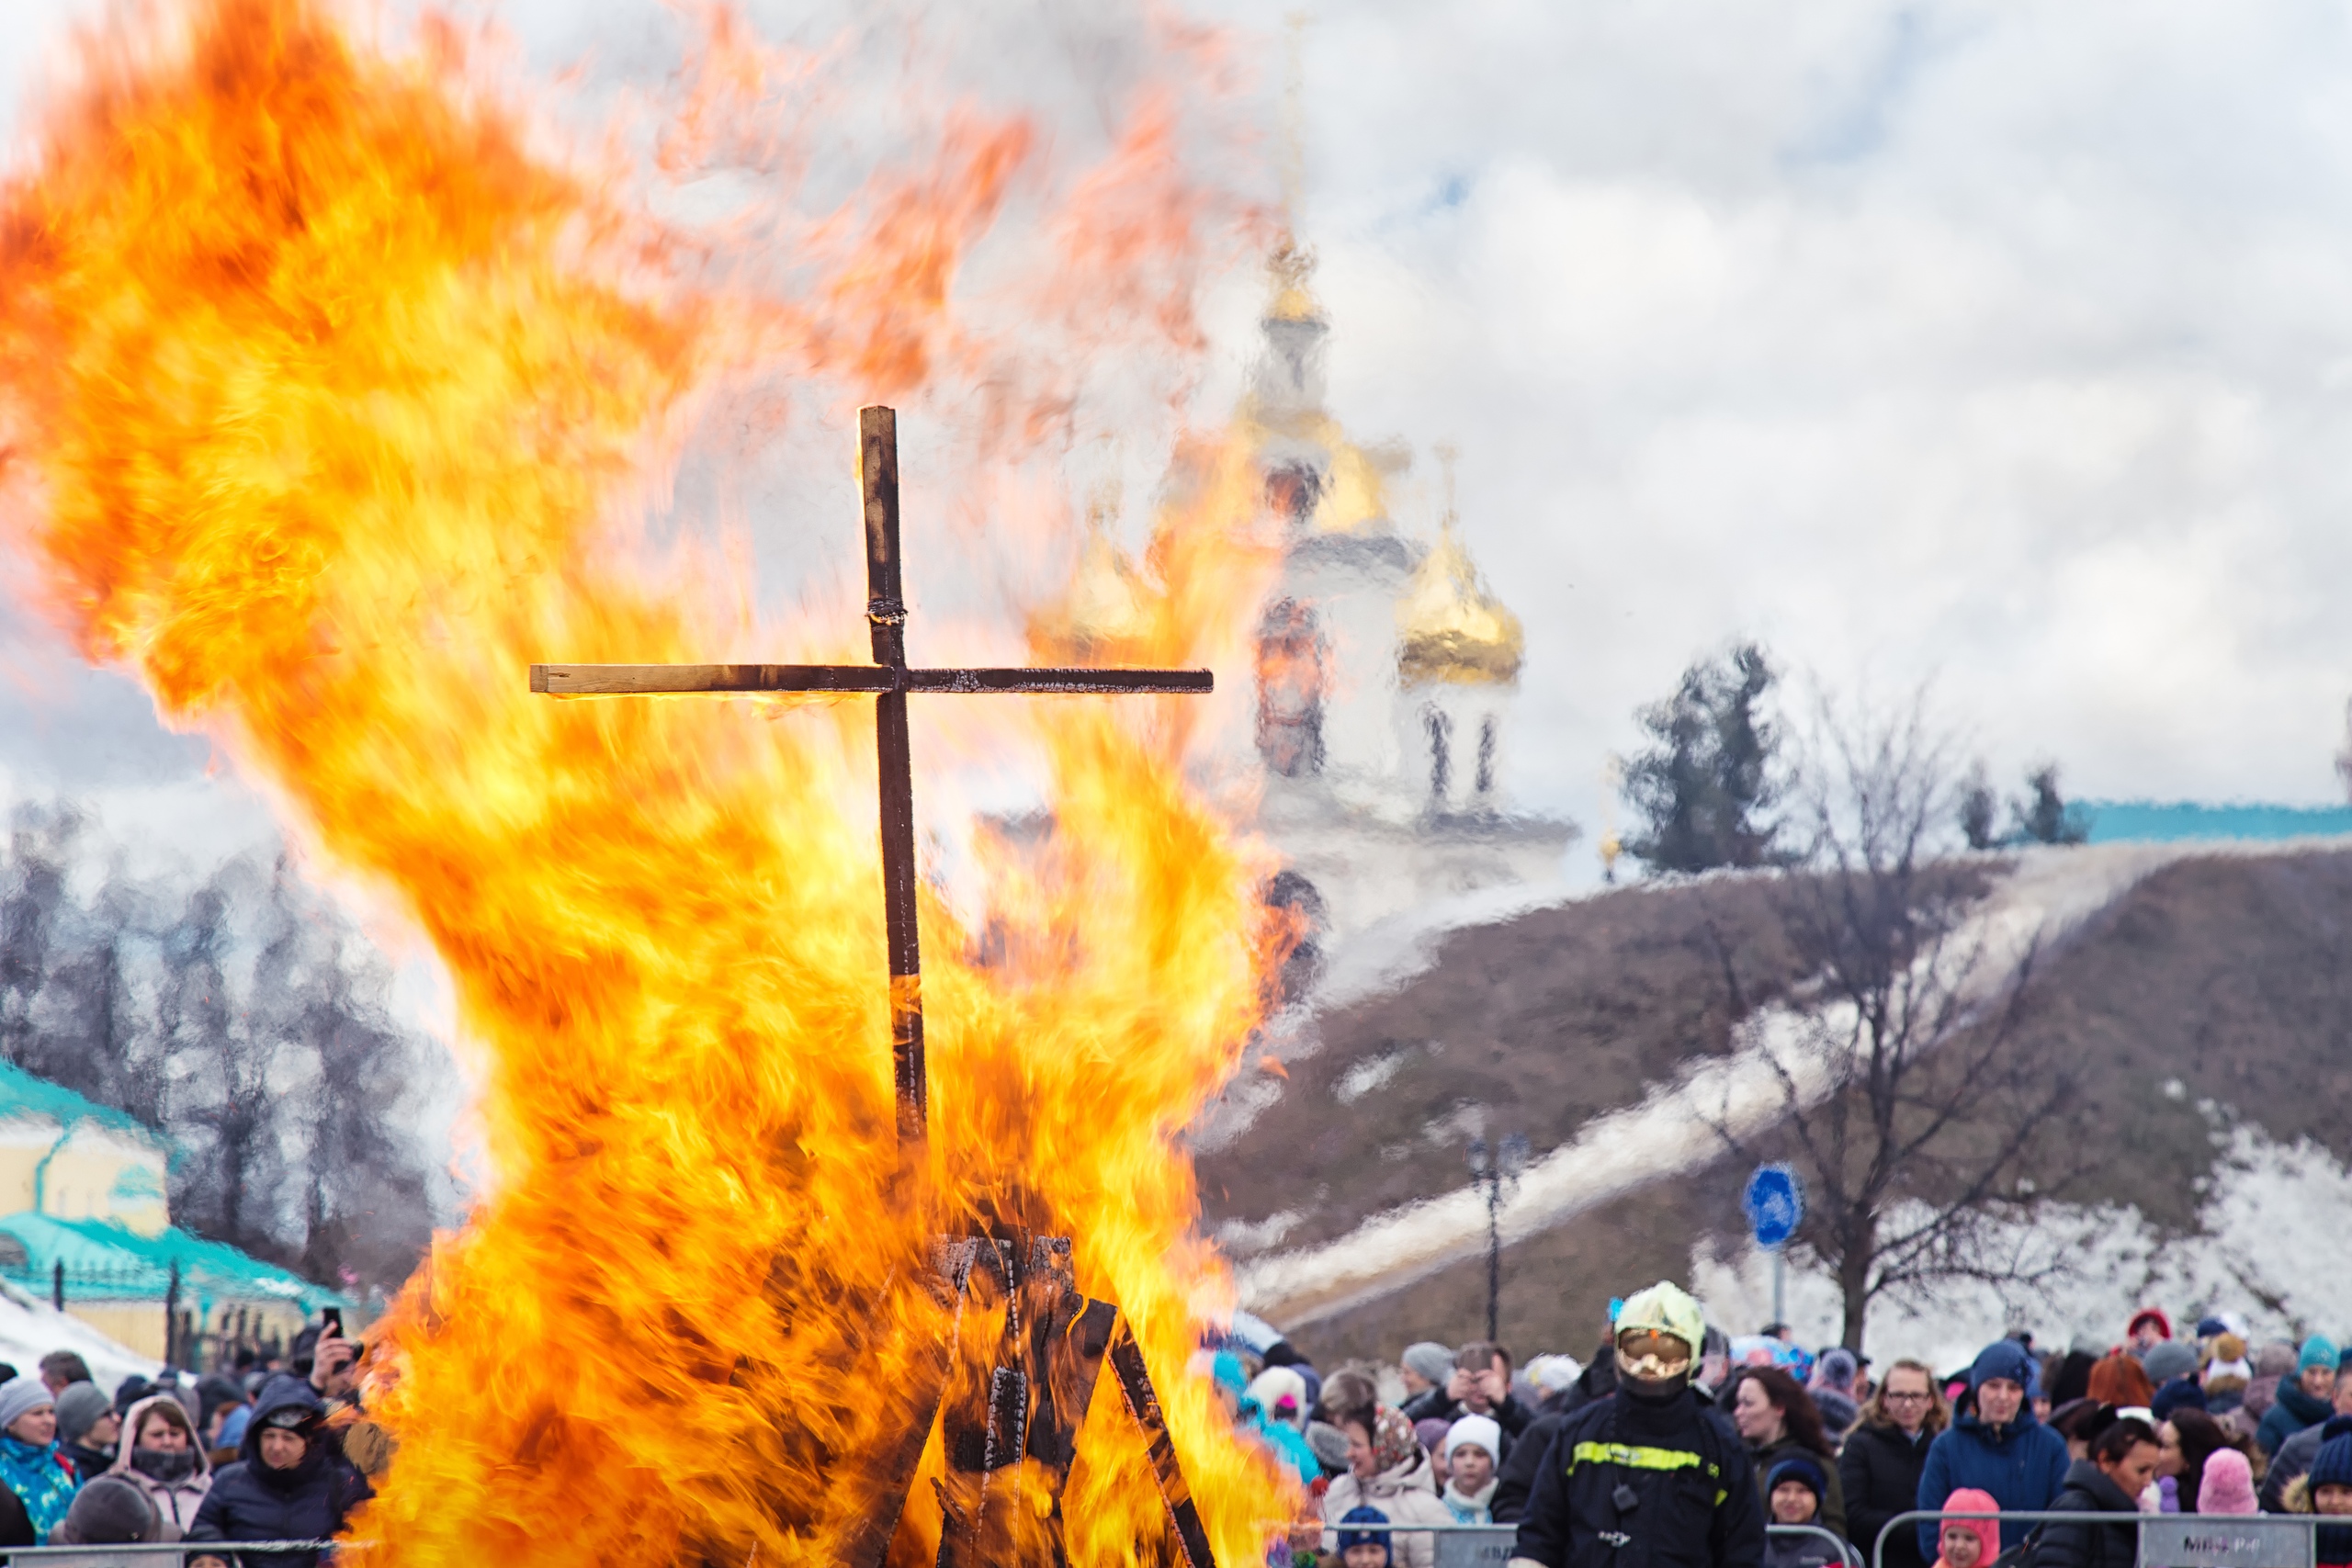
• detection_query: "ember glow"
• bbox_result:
[0,0,1291,1562]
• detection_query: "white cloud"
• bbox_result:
[7,0,2352,880]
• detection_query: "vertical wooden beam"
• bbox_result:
[1107,1317,1217,1568]
[860,405,926,1146]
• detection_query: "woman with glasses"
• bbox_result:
[1840,1360,1948,1568]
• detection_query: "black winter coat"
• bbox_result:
[1838,1420,1931,1568]
[187,1382,370,1567]
[2034,1461,2140,1568]
[0,1482,29,1547]
[1511,1385,1766,1568]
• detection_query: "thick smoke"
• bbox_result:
[0,802,433,1294]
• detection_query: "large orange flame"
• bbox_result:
[0,0,1292,1562]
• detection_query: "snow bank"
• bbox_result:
[1690,1122,2352,1369]
[0,1280,160,1392]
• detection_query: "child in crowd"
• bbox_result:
[1334,1506,1392,1568]
[1763,1456,1841,1568]
[2290,1426,2352,1568]
[1440,1416,1499,1524]
[1932,1489,2001,1568]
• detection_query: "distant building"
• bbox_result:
[1060,242,1576,980]
[0,1063,342,1362]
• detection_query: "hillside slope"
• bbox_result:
[1196,841,2352,1364]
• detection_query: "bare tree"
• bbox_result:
[1706,691,2091,1349]
[0,807,435,1294]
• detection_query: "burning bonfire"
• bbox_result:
[0,0,1299,1562]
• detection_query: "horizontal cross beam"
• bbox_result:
[531,663,1213,696]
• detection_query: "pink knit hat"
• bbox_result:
[2197,1450,2257,1515]
[1939,1490,2002,1565]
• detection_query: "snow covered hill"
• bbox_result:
[1197,837,2352,1364]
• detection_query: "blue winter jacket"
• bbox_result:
[1915,1347,2068,1558]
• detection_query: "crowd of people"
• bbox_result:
[1227,1294,2352,1568]
[0,1322,375,1562]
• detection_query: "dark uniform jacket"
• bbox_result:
[1510,1383,1767,1568]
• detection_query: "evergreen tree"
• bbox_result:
[1621,643,1784,873]
[1958,764,2000,851]
[2011,763,2091,845]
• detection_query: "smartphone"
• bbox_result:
[321,1307,344,1338]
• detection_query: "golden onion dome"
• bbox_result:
[1396,525,1524,686]
[1266,237,1324,324]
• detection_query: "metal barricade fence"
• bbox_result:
[0,1542,340,1562]
[1873,1509,2329,1568]
[1306,1519,1862,1568]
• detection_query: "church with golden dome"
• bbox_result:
[1211,241,1576,981]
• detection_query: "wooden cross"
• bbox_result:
[532,407,1221,1568]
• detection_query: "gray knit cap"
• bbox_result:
[54,1382,112,1445]
[2143,1339,2200,1386]
[1400,1342,1455,1386]
[0,1375,54,1437]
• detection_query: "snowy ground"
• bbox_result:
[0,1280,159,1393]
[1693,1121,2352,1369]
[1231,837,2352,1351]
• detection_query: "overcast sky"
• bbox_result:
[6,0,2352,887]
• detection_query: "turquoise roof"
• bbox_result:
[0,1063,164,1147]
[0,1213,348,1314]
[2082,800,2352,844]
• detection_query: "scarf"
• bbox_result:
[1443,1476,1498,1524]
[131,1447,199,1484]
[0,1434,78,1543]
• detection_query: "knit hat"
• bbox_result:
[53,1382,111,1446]
[2257,1341,2302,1378]
[2299,1337,2341,1376]
[1969,1339,2035,1392]
[1414,1417,1452,1456]
[1400,1342,1455,1387]
[1444,1414,1502,1462]
[2151,1377,2208,1423]
[1525,1354,1583,1397]
[1766,1453,1827,1505]
[0,1375,54,1437]
[1615,1280,1706,1358]
[1306,1421,1351,1471]
[2208,1334,2251,1372]
[2143,1340,2200,1386]
[2307,1417,2352,1493]
[1245,1368,1309,1430]
[1335,1505,1392,1552]
[1940,1489,2002,1566]
[1816,1348,1860,1392]
[53,1476,158,1546]
[2128,1308,2173,1344]
[2197,1449,2257,1516]
[2197,1317,2230,1341]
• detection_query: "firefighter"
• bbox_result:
[1509,1280,1766,1568]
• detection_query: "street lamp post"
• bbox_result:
[1466,1133,1530,1341]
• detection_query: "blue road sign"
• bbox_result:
[1743,1164,1804,1250]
